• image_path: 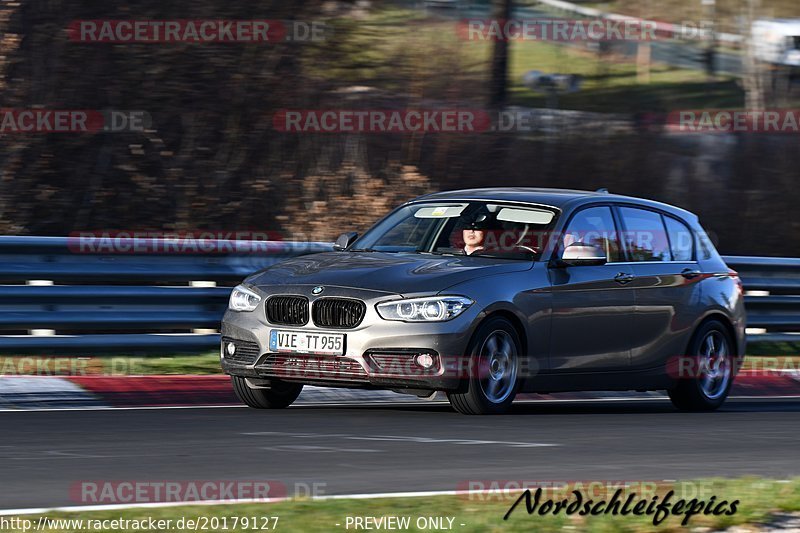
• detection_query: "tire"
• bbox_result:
[447,316,522,415]
[668,320,736,412]
[231,376,303,409]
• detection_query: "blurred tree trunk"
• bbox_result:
[489,0,512,108]
[742,0,765,110]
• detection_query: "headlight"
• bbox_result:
[228,285,262,312]
[376,296,473,322]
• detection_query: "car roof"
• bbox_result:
[411,187,699,223]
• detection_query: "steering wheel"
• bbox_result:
[515,245,539,255]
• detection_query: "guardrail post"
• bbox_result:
[27,279,55,336]
[745,289,770,337]
[191,281,219,335]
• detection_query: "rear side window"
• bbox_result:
[664,216,694,261]
[562,206,622,262]
[619,207,672,262]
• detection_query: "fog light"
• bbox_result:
[415,353,434,369]
[226,342,236,356]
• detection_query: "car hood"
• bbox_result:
[246,251,533,295]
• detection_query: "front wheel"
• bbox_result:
[231,376,303,409]
[668,320,736,411]
[447,317,521,415]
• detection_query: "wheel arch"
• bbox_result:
[692,312,742,360]
[476,309,528,357]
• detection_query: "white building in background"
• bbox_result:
[752,19,800,67]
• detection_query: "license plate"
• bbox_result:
[269,329,345,356]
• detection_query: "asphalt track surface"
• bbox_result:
[2,398,800,510]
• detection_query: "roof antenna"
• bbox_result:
[596,188,609,194]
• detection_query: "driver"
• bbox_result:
[462,215,489,255]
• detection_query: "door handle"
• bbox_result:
[681,268,702,279]
[614,272,635,284]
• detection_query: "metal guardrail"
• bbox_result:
[729,256,800,344]
[0,236,796,353]
[0,236,332,353]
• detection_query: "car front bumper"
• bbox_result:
[220,286,478,392]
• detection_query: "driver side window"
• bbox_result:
[563,206,622,262]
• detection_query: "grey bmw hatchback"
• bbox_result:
[221,188,746,414]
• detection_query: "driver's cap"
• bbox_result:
[464,214,489,230]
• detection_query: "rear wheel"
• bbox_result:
[447,317,521,415]
[668,320,735,411]
[231,376,303,409]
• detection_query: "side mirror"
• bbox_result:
[557,242,607,267]
[333,232,358,251]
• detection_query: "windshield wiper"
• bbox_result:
[349,248,376,252]
[421,251,462,257]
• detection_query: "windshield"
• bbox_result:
[352,201,559,260]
